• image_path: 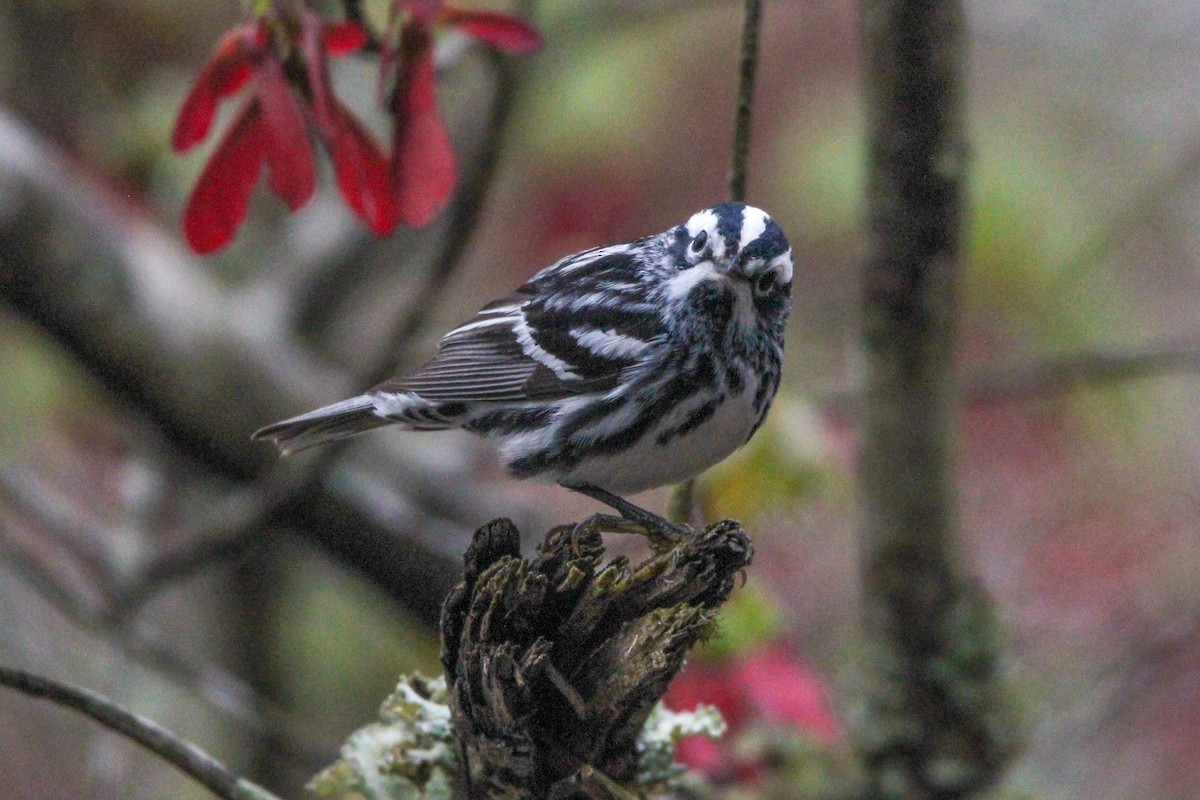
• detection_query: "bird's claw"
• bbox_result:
[570,512,691,554]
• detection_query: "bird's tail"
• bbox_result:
[252,396,390,456]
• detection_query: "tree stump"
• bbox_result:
[440,517,753,799]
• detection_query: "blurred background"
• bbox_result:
[2,1,1200,798]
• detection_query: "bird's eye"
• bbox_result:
[753,271,775,295]
[689,231,708,254]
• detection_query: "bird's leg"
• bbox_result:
[568,513,653,556]
[560,481,693,550]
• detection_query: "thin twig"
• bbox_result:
[0,457,264,618]
[0,515,108,620]
[119,467,311,611]
[969,344,1200,403]
[0,665,282,800]
[0,463,112,580]
[728,0,763,203]
[0,527,337,765]
[670,0,764,525]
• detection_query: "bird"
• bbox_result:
[254,202,793,542]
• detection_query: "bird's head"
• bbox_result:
[662,203,793,337]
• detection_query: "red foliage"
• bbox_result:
[384,1,542,226]
[664,643,840,781]
[389,20,455,227]
[172,2,541,254]
[181,101,273,255]
[173,17,374,253]
[171,25,262,152]
[301,11,398,235]
[323,20,370,55]
[439,7,544,54]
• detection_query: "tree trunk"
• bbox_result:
[857,2,1016,797]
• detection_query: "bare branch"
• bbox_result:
[0,665,283,800]
[0,478,338,765]
[0,113,343,477]
[816,339,1200,415]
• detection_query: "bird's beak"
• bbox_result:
[711,248,731,274]
[715,254,741,278]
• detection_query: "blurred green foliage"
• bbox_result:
[266,547,441,724]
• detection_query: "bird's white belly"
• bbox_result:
[560,388,760,495]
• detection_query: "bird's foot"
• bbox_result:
[561,481,693,553]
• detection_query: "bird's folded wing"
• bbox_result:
[384,250,665,403]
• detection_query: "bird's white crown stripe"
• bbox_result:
[739,207,768,250]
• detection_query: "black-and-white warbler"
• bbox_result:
[255,202,792,538]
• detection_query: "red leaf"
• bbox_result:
[301,10,340,137]
[674,736,724,774]
[171,25,260,152]
[254,57,315,210]
[298,10,397,235]
[324,21,369,56]
[330,104,399,235]
[391,24,455,227]
[730,646,839,740]
[666,663,747,729]
[441,8,543,54]
[182,102,267,254]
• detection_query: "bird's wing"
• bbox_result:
[382,248,666,403]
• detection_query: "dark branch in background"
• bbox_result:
[0,466,338,767]
[0,113,334,479]
[816,339,1200,414]
[340,0,364,27]
[0,110,500,626]
[669,0,764,525]
[967,343,1200,403]
[856,1,1014,798]
[816,131,1200,413]
[0,666,283,800]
